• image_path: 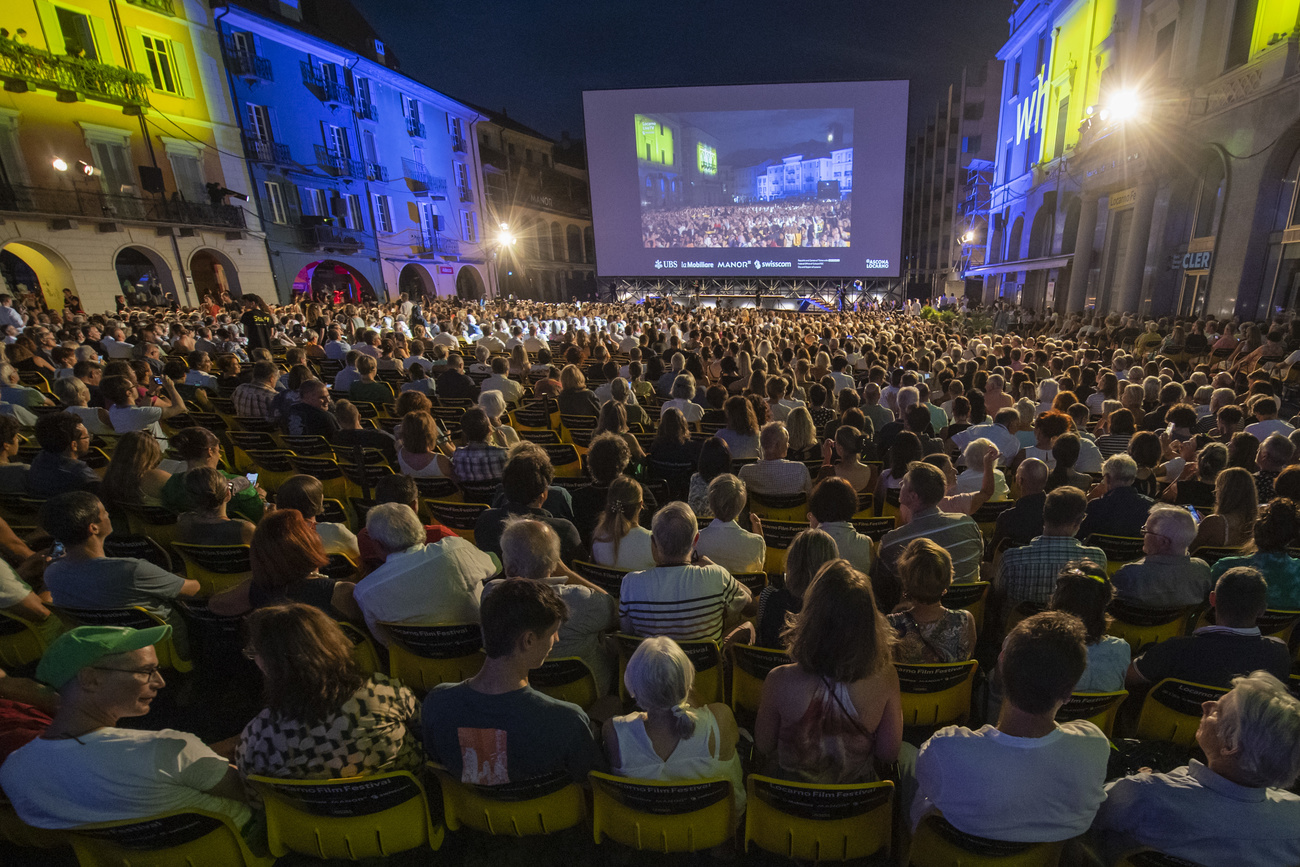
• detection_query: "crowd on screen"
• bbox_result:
[0,287,1299,864]
[641,200,851,248]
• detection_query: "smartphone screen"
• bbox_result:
[245,472,259,486]
[1185,505,1202,522]
[153,376,162,385]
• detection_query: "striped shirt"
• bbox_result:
[997,535,1109,607]
[618,564,750,641]
[878,508,984,584]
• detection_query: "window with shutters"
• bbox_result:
[419,202,438,244]
[375,194,393,232]
[456,162,471,199]
[461,209,477,242]
[263,181,287,224]
[247,104,272,143]
[346,194,364,231]
[142,34,179,94]
[302,187,326,217]
[91,140,133,193]
[327,125,350,159]
[169,153,204,202]
[54,7,99,60]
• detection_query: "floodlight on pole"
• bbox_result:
[51,157,68,172]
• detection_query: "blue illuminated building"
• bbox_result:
[216,0,488,303]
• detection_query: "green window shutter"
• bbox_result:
[123,26,147,76]
[89,15,115,65]
[170,38,194,98]
[34,0,63,54]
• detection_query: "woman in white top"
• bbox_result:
[275,474,361,560]
[395,411,452,479]
[478,390,520,449]
[955,437,1009,500]
[591,476,655,571]
[603,636,745,819]
[661,374,704,423]
[1049,563,1130,692]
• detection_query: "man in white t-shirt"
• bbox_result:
[101,373,186,444]
[0,624,253,832]
[910,611,1110,842]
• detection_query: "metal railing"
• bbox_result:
[314,144,364,178]
[355,100,377,121]
[125,0,176,14]
[301,223,365,251]
[452,136,467,153]
[242,134,291,164]
[406,116,425,137]
[0,35,150,110]
[366,162,388,182]
[300,61,353,106]
[458,185,473,202]
[416,235,460,257]
[0,185,245,229]
[221,37,272,80]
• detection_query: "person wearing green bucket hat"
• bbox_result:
[0,625,253,832]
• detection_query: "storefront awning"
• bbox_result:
[966,254,1073,276]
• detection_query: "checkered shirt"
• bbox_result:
[232,382,279,420]
[451,441,507,482]
[998,535,1109,607]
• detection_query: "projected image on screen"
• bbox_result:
[635,109,853,250]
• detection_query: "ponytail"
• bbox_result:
[592,476,643,563]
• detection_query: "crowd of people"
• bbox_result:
[640,200,851,248]
[0,288,1299,864]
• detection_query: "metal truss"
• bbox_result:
[599,276,904,309]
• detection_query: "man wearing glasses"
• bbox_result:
[1112,505,1213,608]
[0,625,254,835]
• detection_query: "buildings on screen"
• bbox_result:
[741,148,853,202]
[635,113,725,208]
[978,0,1300,319]
[216,0,488,304]
[0,0,275,313]
[901,61,1001,299]
[475,112,596,301]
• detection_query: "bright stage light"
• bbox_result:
[962,231,975,243]
[498,230,516,246]
[51,157,68,172]
[1107,90,1141,122]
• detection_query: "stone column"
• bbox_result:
[1116,182,1158,315]
[1065,194,1099,312]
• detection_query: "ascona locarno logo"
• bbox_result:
[864,258,890,269]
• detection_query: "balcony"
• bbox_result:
[221,36,272,81]
[0,35,150,112]
[452,135,467,154]
[314,144,364,178]
[458,185,473,202]
[300,222,365,253]
[415,235,461,258]
[405,116,425,138]
[365,162,388,182]
[0,185,246,229]
[125,0,176,14]
[355,100,377,121]
[242,134,291,164]
[300,62,353,107]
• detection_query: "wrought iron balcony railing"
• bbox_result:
[458,185,473,202]
[314,144,364,178]
[0,35,150,111]
[0,184,246,229]
[125,0,176,15]
[355,100,377,121]
[301,223,365,252]
[242,134,291,164]
[415,235,461,257]
[300,61,353,107]
[406,116,425,137]
[452,135,467,153]
[221,36,272,81]
[366,162,388,182]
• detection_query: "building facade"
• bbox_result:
[216,0,489,304]
[977,0,1300,320]
[475,115,595,301]
[902,61,1001,299]
[0,0,275,313]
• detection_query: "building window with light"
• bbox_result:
[263,181,287,224]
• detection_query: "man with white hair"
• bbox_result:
[352,502,499,645]
[1092,670,1300,866]
[1078,454,1154,540]
[949,408,1022,467]
[739,421,812,497]
[1111,505,1213,608]
[618,503,751,641]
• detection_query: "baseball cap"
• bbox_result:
[37,624,171,688]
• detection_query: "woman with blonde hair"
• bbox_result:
[591,475,655,570]
[755,560,902,783]
[1190,466,1259,552]
[509,344,529,379]
[755,528,837,649]
[100,430,170,511]
[785,406,819,462]
[558,363,600,416]
[396,411,452,478]
[175,466,256,545]
[888,539,975,664]
[478,390,520,449]
[603,636,745,819]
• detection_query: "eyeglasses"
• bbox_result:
[91,665,163,682]
[1140,526,1169,541]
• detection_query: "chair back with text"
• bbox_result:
[908,813,1064,867]
[425,499,489,545]
[383,622,485,693]
[941,581,991,633]
[171,543,252,595]
[613,633,723,706]
[744,775,892,862]
[1190,545,1243,567]
[897,660,979,727]
[248,770,442,859]
[1056,690,1128,737]
[574,560,628,595]
[104,534,174,574]
[1256,608,1300,643]
[1086,534,1145,575]
[66,808,273,867]
[1135,678,1227,748]
[589,772,733,853]
[749,491,809,523]
[431,767,585,837]
[729,643,790,719]
[529,656,599,710]
[1106,601,1194,654]
[759,519,810,574]
[849,516,896,541]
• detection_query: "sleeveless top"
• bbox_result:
[776,678,877,784]
[398,449,445,478]
[610,706,746,816]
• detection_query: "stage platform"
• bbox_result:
[598,277,904,310]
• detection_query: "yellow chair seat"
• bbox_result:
[590,772,733,853]
[744,775,892,862]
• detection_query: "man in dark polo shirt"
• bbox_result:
[27,412,98,496]
[436,353,478,401]
[1125,566,1291,690]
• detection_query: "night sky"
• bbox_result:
[351,0,1016,142]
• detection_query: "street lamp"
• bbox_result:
[51,157,68,172]
[1099,89,1142,123]
[489,222,517,299]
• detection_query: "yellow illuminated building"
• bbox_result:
[0,0,272,312]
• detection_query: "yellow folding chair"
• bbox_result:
[1056,690,1128,738]
[529,656,599,710]
[897,660,979,727]
[248,770,443,859]
[729,643,790,719]
[0,607,63,668]
[1114,848,1209,867]
[242,449,297,494]
[1085,534,1145,575]
[589,772,733,853]
[749,491,810,523]
[613,633,723,706]
[744,775,892,861]
[758,519,810,575]
[382,622,485,693]
[170,543,252,595]
[287,454,350,502]
[1106,601,1195,654]
[1257,608,1300,643]
[0,798,64,850]
[1135,678,1227,748]
[424,499,489,545]
[431,766,585,836]
[66,808,273,867]
[909,812,1065,867]
[124,505,183,556]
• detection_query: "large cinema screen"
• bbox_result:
[582,81,909,279]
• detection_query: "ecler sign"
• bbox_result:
[1171,250,1212,271]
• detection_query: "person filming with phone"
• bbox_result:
[101,373,186,446]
